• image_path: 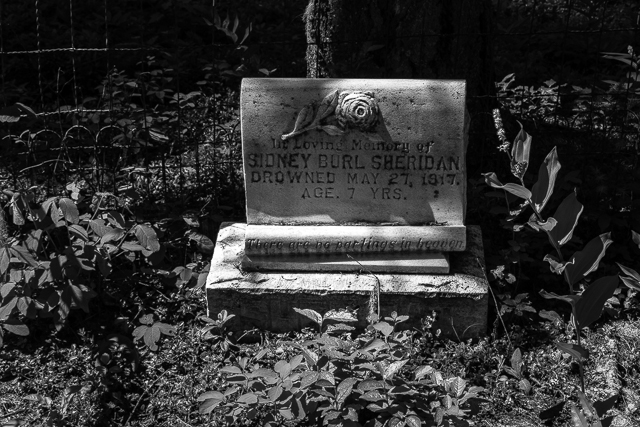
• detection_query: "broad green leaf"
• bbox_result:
[539,310,563,324]
[449,376,466,398]
[576,390,597,418]
[382,359,408,380]
[293,307,322,326]
[414,365,434,380]
[197,390,224,402]
[1,283,15,299]
[268,384,283,402]
[531,147,561,211]
[543,253,571,275]
[9,245,38,267]
[555,342,589,362]
[632,230,640,248]
[299,346,318,366]
[134,224,161,252]
[25,229,43,254]
[236,392,258,404]
[274,360,291,379]
[406,415,422,427]
[58,198,79,224]
[100,228,125,245]
[362,338,387,353]
[89,220,113,237]
[95,249,112,277]
[510,348,523,376]
[540,290,580,308]
[250,368,277,379]
[565,233,613,286]
[156,322,176,336]
[145,324,161,350]
[318,370,335,386]
[2,318,29,336]
[360,390,385,402]
[0,247,10,275]
[620,274,640,291]
[575,275,618,330]
[0,298,18,321]
[68,224,88,242]
[482,172,532,200]
[279,408,294,420]
[185,231,214,254]
[300,371,319,389]
[617,263,640,282]
[67,283,97,313]
[55,287,71,330]
[323,308,358,323]
[139,314,154,325]
[220,365,242,374]
[569,402,588,427]
[289,354,304,370]
[618,263,640,290]
[372,321,394,337]
[528,217,557,232]
[336,377,358,407]
[550,190,584,245]
[198,391,225,414]
[358,379,385,392]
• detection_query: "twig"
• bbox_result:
[476,257,513,350]
[0,408,28,419]
[124,368,172,426]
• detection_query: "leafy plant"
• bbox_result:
[132,313,176,351]
[485,110,619,417]
[0,185,164,346]
[199,310,484,426]
[617,229,640,292]
[293,307,358,334]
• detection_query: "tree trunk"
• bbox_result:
[303,0,341,78]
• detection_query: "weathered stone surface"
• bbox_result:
[243,251,450,274]
[241,79,468,256]
[244,224,466,255]
[206,223,488,338]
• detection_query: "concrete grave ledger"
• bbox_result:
[241,78,469,273]
[206,78,487,337]
[207,223,488,338]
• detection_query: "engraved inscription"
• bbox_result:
[246,136,463,202]
[246,237,465,253]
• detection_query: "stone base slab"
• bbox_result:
[206,223,488,338]
[243,251,450,274]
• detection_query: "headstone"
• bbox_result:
[207,78,488,337]
[241,79,467,273]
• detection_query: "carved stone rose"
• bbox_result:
[335,91,380,132]
[281,89,385,141]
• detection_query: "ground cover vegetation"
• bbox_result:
[1,0,640,426]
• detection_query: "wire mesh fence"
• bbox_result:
[0,0,638,222]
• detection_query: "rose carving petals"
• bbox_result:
[281,89,383,140]
[336,91,380,131]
